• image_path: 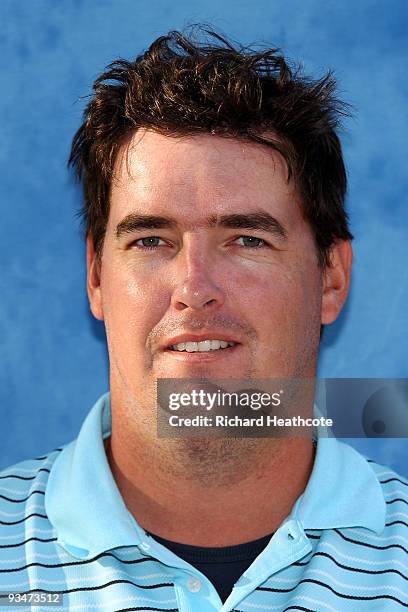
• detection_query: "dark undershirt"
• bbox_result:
[148,531,274,603]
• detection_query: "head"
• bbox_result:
[69,28,352,437]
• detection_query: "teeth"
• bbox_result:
[198,340,212,352]
[171,340,236,352]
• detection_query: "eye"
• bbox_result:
[132,236,167,249]
[234,236,267,248]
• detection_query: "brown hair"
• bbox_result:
[68,26,353,266]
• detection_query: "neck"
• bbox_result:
[105,431,315,546]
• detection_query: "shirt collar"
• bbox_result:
[45,392,145,559]
[293,434,386,534]
[45,392,385,559]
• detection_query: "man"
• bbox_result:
[0,28,406,611]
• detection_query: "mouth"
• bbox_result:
[170,339,237,351]
[163,340,241,360]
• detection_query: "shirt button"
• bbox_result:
[187,577,202,593]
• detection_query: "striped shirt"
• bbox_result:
[0,392,407,611]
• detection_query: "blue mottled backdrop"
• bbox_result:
[0,1,407,474]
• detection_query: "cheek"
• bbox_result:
[100,264,168,349]
[235,264,300,308]
[240,263,321,335]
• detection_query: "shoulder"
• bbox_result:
[302,455,408,609]
[0,447,64,488]
[365,456,408,486]
[365,457,408,525]
[0,448,64,539]
[330,454,408,551]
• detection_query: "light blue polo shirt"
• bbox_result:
[0,392,407,611]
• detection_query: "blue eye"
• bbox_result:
[134,237,165,249]
[236,236,266,248]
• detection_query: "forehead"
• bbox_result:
[109,130,299,226]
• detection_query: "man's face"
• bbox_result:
[87,130,351,409]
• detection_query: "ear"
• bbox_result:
[86,236,104,321]
[321,240,353,325]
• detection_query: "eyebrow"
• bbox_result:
[116,210,288,241]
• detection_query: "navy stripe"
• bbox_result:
[334,528,408,553]
[0,580,174,598]
[0,537,57,549]
[293,550,408,581]
[381,478,408,487]
[0,490,45,503]
[114,608,178,612]
[386,520,408,528]
[0,551,160,573]
[0,475,35,481]
[283,607,314,612]
[0,468,51,481]
[386,498,408,506]
[257,578,408,606]
[0,513,48,525]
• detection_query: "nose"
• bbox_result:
[170,238,225,312]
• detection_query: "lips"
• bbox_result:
[162,341,240,360]
[171,339,235,352]
[162,333,241,351]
